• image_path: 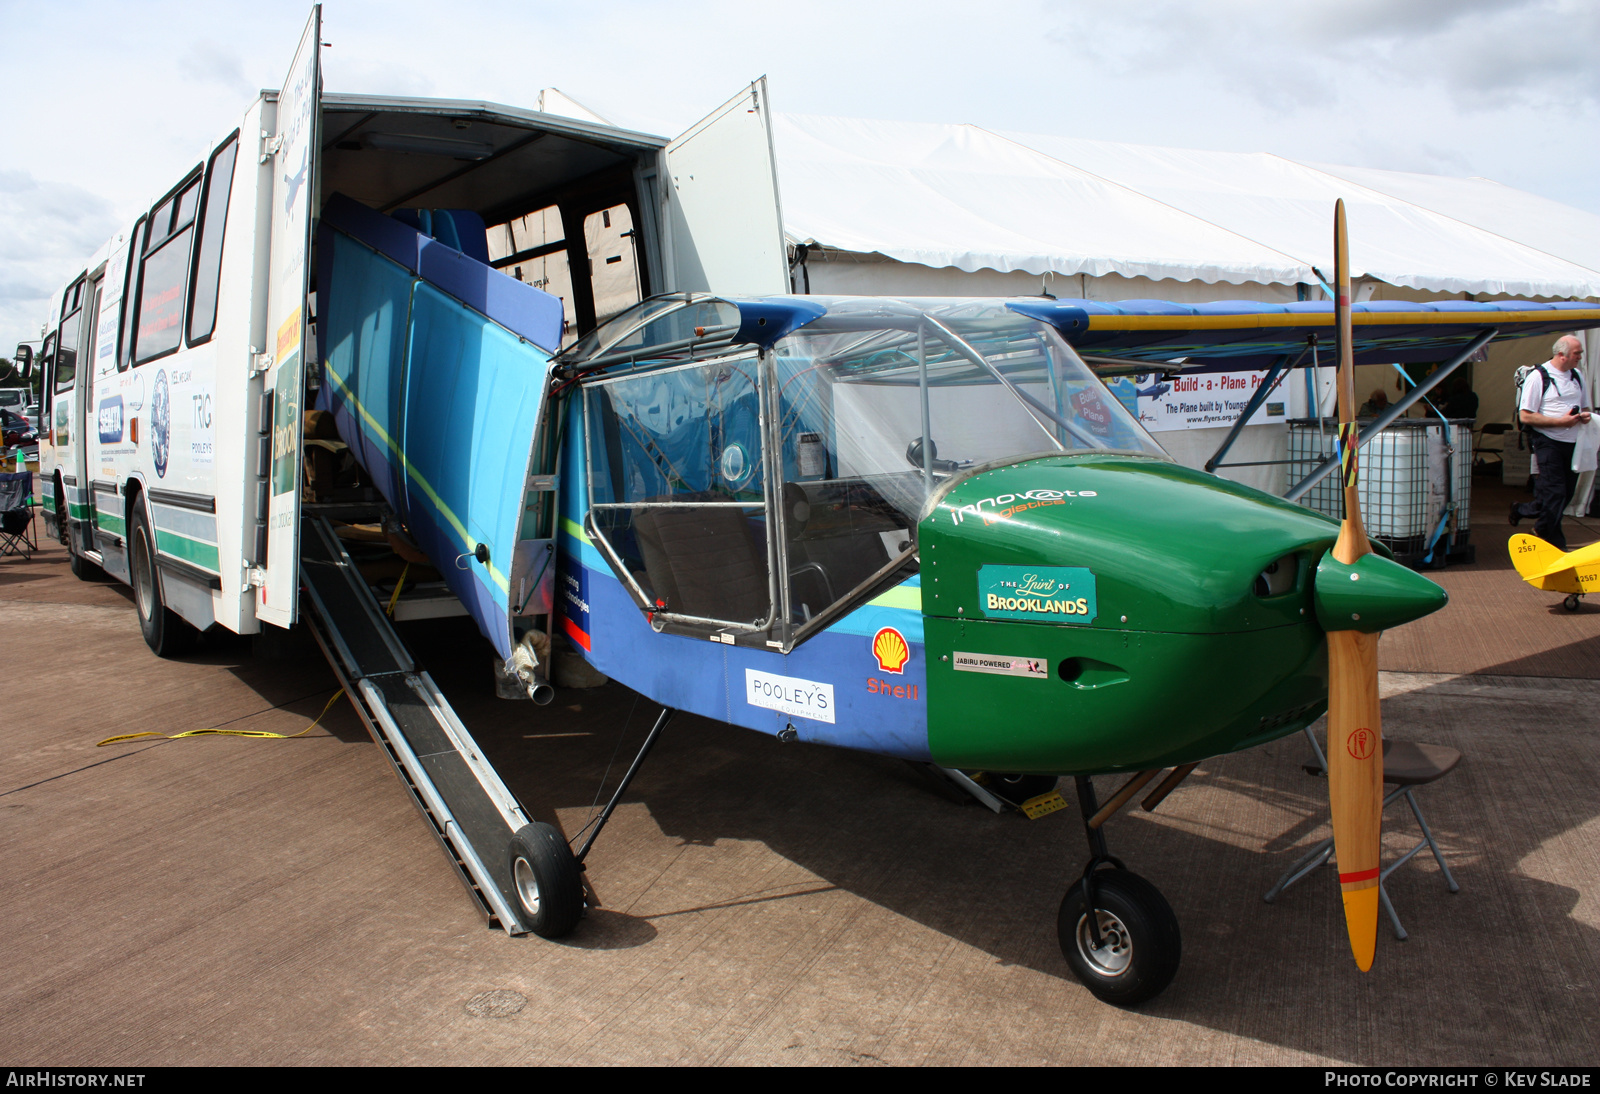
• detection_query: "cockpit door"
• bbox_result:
[258,4,321,628]
[662,78,789,296]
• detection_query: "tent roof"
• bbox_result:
[773,114,1600,300]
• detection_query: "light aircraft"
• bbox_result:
[1510,533,1600,611]
[312,191,1600,1004]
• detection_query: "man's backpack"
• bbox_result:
[1514,364,1582,439]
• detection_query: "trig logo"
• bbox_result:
[871,627,910,674]
[1346,728,1376,760]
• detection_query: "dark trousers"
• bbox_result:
[1517,434,1578,549]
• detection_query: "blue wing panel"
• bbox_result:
[317,197,558,662]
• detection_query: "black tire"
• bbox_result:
[129,503,196,657]
[52,478,68,546]
[508,822,583,939]
[67,529,106,582]
[989,773,1059,804]
[1564,594,1581,612]
[1057,870,1181,1007]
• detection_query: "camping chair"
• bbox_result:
[0,471,39,560]
[1263,727,1461,941]
[1473,421,1514,473]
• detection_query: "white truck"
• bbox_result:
[23,4,789,650]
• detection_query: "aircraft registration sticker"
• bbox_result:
[951,652,1048,678]
[745,669,835,724]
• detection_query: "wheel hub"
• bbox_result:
[512,855,542,916]
[132,529,154,619]
[1076,909,1132,975]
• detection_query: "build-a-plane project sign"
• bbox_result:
[1105,370,1288,433]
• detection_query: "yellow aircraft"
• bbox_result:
[1509,534,1600,611]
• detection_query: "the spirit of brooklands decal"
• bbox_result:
[948,488,1097,527]
[978,565,1097,624]
[745,669,835,724]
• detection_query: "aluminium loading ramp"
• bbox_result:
[297,512,533,935]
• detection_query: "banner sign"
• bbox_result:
[1106,369,1288,433]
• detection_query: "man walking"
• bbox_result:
[1512,334,1590,549]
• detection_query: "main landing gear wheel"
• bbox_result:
[990,773,1059,804]
[129,504,195,658]
[1057,870,1181,1007]
[1564,594,1582,612]
[508,822,583,939]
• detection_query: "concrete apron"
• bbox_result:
[2,528,1598,1064]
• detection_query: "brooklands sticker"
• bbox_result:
[952,652,1049,678]
[948,488,1097,527]
[745,669,835,724]
[978,565,1097,624]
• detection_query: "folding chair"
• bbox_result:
[0,470,39,560]
[1264,727,1461,940]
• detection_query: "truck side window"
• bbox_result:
[187,134,239,346]
[131,171,201,366]
[39,333,56,421]
[55,278,85,393]
[118,217,145,372]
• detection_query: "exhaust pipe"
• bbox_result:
[509,630,555,705]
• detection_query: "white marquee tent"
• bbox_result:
[767,113,1600,497]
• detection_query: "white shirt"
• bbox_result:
[1521,361,1587,443]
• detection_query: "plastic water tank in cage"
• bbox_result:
[1285,417,1475,567]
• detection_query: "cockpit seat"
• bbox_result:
[632,493,771,625]
[390,208,490,265]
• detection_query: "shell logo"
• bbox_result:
[872,627,910,674]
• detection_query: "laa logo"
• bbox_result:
[871,627,910,674]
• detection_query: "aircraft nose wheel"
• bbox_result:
[1057,870,1181,1006]
[507,822,583,939]
[1059,774,1182,1006]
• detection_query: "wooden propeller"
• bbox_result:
[1326,198,1384,971]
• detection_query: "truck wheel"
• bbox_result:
[508,822,583,939]
[129,504,195,657]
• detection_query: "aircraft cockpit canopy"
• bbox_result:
[566,295,1168,647]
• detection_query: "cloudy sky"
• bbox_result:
[3,0,1597,358]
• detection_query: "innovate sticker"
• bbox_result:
[978,565,1097,624]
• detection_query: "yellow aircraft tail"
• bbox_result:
[1509,534,1582,592]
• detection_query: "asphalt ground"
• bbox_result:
[2,476,1598,1065]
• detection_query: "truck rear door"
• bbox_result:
[663,78,789,296]
[258,4,321,628]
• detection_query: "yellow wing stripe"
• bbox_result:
[324,367,511,594]
[1086,309,1600,333]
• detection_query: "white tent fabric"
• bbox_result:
[774,115,1307,288]
[1308,163,1600,278]
[773,113,1600,301]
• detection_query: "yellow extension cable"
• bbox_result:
[97,689,348,747]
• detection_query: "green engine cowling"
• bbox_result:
[917,454,1440,776]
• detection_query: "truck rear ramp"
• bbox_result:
[297,512,532,934]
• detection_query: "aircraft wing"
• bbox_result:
[1020,299,1600,371]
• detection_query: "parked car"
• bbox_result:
[3,408,38,449]
[0,388,28,415]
